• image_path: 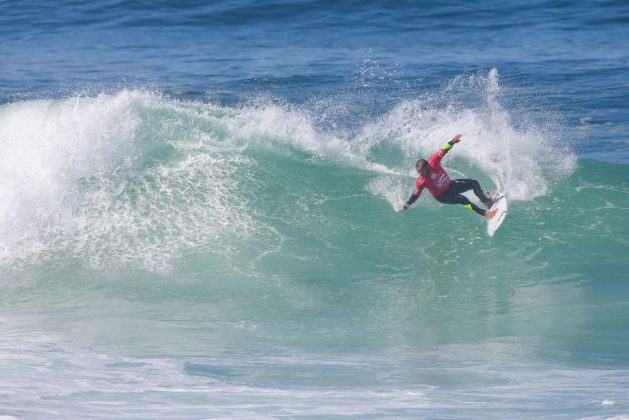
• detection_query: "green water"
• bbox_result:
[1,92,628,417]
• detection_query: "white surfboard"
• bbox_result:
[487,194,508,237]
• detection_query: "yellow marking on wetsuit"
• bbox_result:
[441,142,453,151]
[463,204,476,213]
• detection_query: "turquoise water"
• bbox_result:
[1,86,628,417]
[1,0,629,417]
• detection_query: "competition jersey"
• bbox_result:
[412,146,451,198]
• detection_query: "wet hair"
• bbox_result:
[416,159,428,172]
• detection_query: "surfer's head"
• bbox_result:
[416,159,429,176]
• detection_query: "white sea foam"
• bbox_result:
[0,91,255,272]
[0,91,143,261]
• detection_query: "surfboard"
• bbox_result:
[487,194,508,237]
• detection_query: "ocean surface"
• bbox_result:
[1,0,628,418]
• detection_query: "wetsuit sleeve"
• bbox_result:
[432,140,455,162]
[403,185,423,209]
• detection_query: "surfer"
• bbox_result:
[397,134,498,219]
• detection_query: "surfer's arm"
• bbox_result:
[397,187,422,212]
[433,134,462,161]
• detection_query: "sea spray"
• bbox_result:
[0,91,255,271]
[362,69,576,205]
[0,92,143,262]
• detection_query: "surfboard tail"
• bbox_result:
[487,194,508,237]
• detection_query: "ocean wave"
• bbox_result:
[0,71,577,272]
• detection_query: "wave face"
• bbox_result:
[1,72,628,417]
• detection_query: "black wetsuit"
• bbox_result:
[434,179,491,216]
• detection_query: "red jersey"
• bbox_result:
[412,147,451,198]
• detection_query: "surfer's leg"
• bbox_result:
[436,188,486,216]
[451,179,492,206]
[462,201,487,216]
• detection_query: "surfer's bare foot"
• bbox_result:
[485,191,497,208]
[485,208,498,219]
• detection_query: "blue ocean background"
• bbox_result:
[1,1,628,418]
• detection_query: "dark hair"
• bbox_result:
[416,159,427,169]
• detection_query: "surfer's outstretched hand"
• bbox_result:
[451,134,462,143]
[396,206,407,213]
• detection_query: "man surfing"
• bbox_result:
[397,134,498,219]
